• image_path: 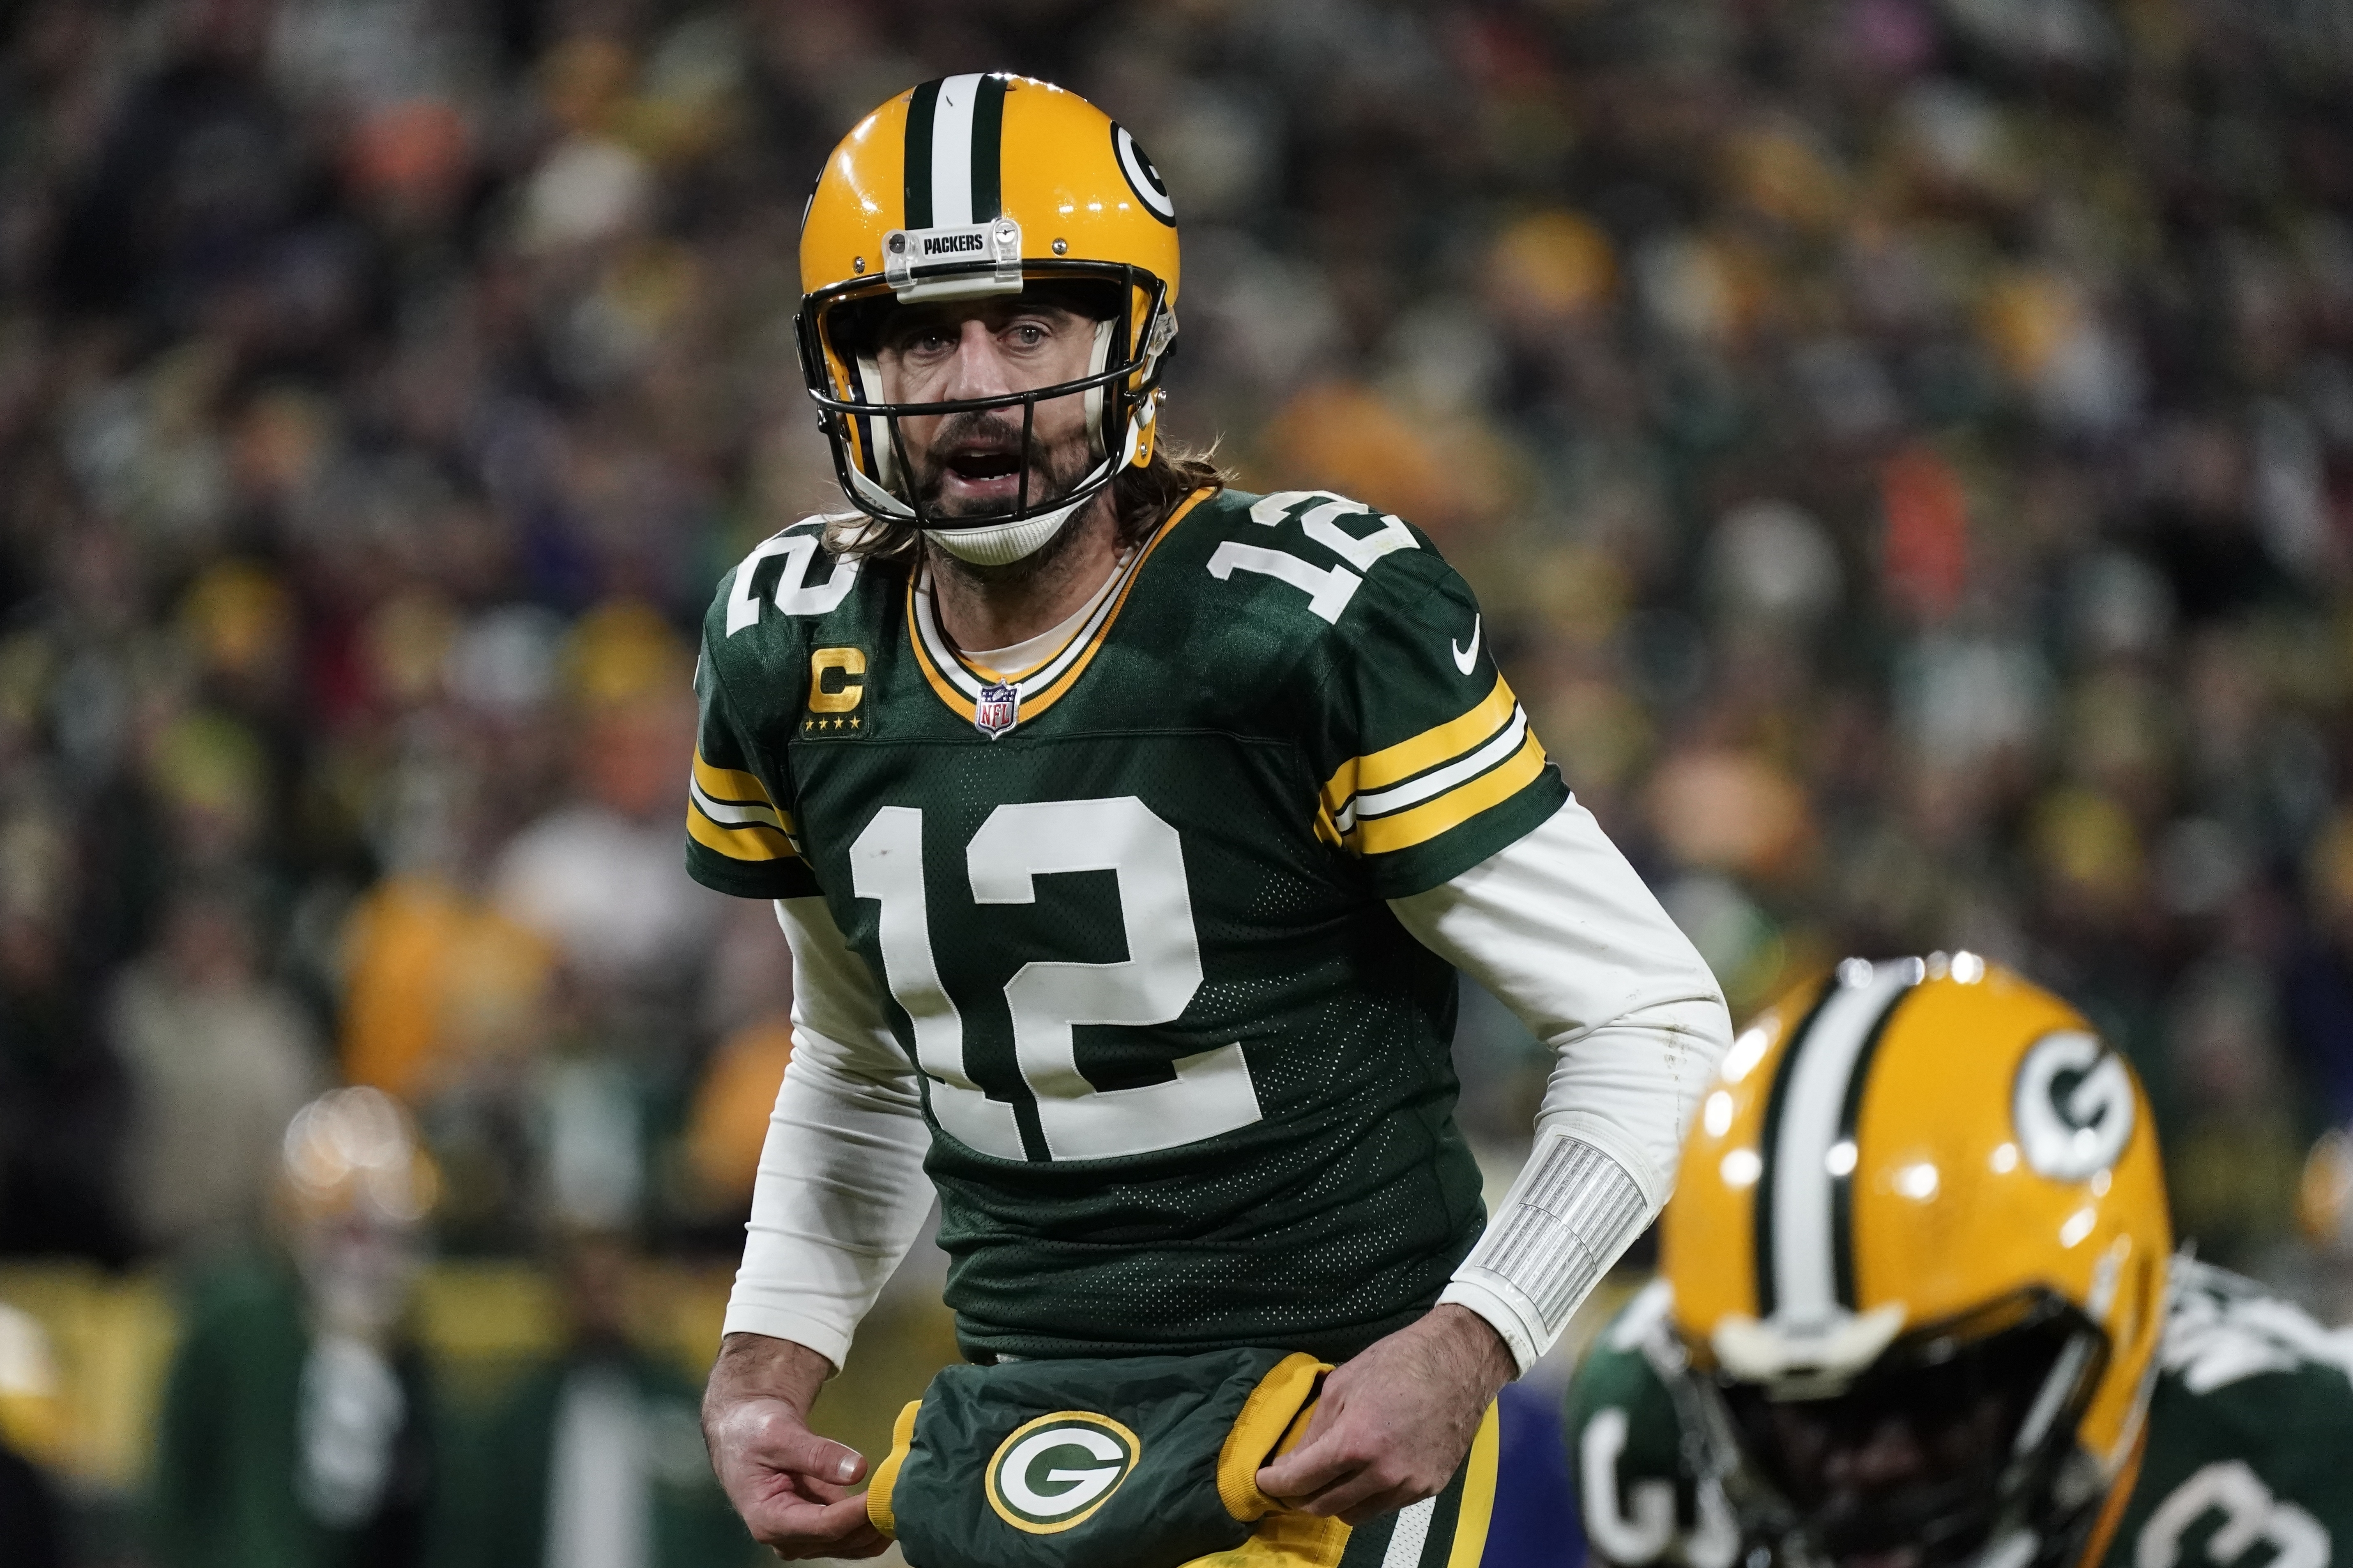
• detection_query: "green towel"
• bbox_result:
[869,1348,1333,1568]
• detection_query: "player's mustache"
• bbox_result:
[909,409,1077,515]
[919,410,1056,471]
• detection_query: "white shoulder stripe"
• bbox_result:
[691,777,792,840]
[1350,706,1529,823]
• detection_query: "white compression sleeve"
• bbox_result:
[1388,796,1732,1372]
[721,897,935,1370]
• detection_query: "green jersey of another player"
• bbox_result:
[687,483,1566,1362]
[1572,1263,2353,1568]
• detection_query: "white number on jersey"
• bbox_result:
[726,529,861,635]
[2161,1260,2353,1395]
[1205,490,1418,624]
[849,799,1263,1162]
[2137,1462,2329,1568]
[1579,1407,1740,1568]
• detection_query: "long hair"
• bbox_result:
[820,439,1229,566]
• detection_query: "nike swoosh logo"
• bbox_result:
[1451,614,1482,675]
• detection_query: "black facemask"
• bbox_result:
[1710,1297,2109,1568]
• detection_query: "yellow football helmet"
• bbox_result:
[1662,956,2170,1568]
[796,73,1179,561]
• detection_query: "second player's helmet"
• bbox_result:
[1664,956,2170,1568]
[797,73,1180,565]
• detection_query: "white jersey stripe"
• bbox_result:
[689,776,787,833]
[1351,707,1529,821]
[928,73,984,228]
[1770,961,1915,1322]
[1382,1497,1437,1568]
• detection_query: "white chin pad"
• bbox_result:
[925,508,1080,566]
[923,453,1110,565]
[921,410,1153,566]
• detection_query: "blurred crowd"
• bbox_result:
[1,0,2352,1489]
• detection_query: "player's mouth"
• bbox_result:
[939,441,1029,504]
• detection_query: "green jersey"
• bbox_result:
[1567,1262,2353,1568]
[685,486,1568,1361]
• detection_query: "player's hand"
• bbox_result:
[1254,1304,1516,1525]
[702,1332,892,1560]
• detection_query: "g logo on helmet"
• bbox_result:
[2012,1030,2135,1181]
[985,1412,1140,1534]
[1111,124,1176,225]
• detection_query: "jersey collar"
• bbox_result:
[905,487,1212,727]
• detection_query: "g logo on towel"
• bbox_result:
[985,1411,1142,1534]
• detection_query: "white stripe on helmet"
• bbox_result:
[929,73,985,228]
[1769,960,1918,1322]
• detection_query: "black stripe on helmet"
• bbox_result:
[903,78,941,229]
[969,73,1006,223]
[1751,976,1841,1320]
[1830,984,1918,1309]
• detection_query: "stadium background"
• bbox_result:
[0,0,2351,1561]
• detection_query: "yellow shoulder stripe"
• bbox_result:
[693,751,776,807]
[1352,732,1547,856]
[1322,674,1515,814]
[686,803,797,862]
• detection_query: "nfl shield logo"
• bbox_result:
[973,681,1019,739]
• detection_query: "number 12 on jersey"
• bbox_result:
[847,797,1263,1163]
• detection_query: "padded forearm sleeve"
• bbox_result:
[1437,1129,1650,1372]
[722,898,936,1368]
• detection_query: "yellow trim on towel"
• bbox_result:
[1181,1366,1350,1568]
[1216,1353,1328,1522]
[1180,1507,1353,1568]
[865,1398,922,1538]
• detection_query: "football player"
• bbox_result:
[1568,956,2353,1568]
[691,73,1731,1565]
[151,1088,440,1568]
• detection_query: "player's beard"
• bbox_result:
[906,407,1096,523]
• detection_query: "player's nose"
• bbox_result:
[938,317,1017,401]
